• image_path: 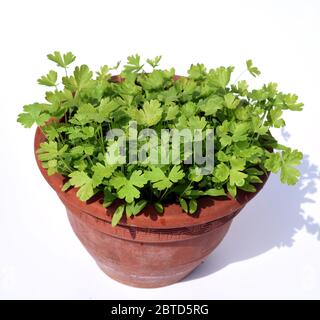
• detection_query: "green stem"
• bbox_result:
[160,188,169,201]
[58,156,72,173]
[251,109,269,145]
[180,181,193,198]
[57,133,64,145]
[232,69,247,85]
[86,155,94,166]
[100,125,105,151]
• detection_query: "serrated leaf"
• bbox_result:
[38,70,58,87]
[208,66,234,88]
[229,157,247,187]
[123,54,143,74]
[139,70,165,90]
[146,166,185,191]
[246,59,261,77]
[265,153,282,173]
[37,141,59,161]
[280,149,302,185]
[188,64,206,80]
[146,55,162,68]
[199,96,224,116]
[164,103,179,121]
[17,103,50,128]
[63,52,76,66]
[168,165,185,182]
[214,163,230,182]
[47,159,58,175]
[77,182,94,201]
[270,107,285,128]
[96,98,119,122]
[47,51,76,68]
[280,165,300,185]
[130,99,163,126]
[63,65,93,91]
[68,171,94,201]
[92,163,115,187]
[224,93,240,109]
[110,170,147,203]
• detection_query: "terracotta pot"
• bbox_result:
[34,128,268,288]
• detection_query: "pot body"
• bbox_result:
[65,202,241,287]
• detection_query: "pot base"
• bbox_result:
[96,261,200,288]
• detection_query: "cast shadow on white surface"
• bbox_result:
[184,154,320,282]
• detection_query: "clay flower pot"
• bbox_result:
[34,128,268,288]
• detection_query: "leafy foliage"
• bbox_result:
[18,52,304,226]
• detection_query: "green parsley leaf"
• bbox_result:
[164,102,179,121]
[130,99,163,126]
[17,103,50,128]
[146,56,162,69]
[103,189,117,208]
[224,93,240,109]
[123,54,143,74]
[229,157,248,187]
[68,171,94,201]
[246,59,261,77]
[188,199,198,214]
[227,182,237,198]
[280,149,302,185]
[47,51,76,68]
[154,202,164,214]
[208,66,234,88]
[269,106,285,128]
[110,170,148,203]
[214,163,230,182]
[199,96,224,116]
[179,198,188,213]
[146,165,185,191]
[92,163,115,187]
[188,64,207,80]
[205,188,226,196]
[37,70,58,87]
[126,200,148,217]
[37,141,68,161]
[265,152,282,173]
[63,65,93,91]
[112,204,125,227]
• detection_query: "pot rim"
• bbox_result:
[34,127,269,229]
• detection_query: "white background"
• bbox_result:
[0,0,320,299]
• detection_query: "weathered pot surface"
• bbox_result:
[34,125,268,288]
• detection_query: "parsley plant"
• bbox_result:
[18,52,303,225]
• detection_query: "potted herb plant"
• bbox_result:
[18,52,303,287]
